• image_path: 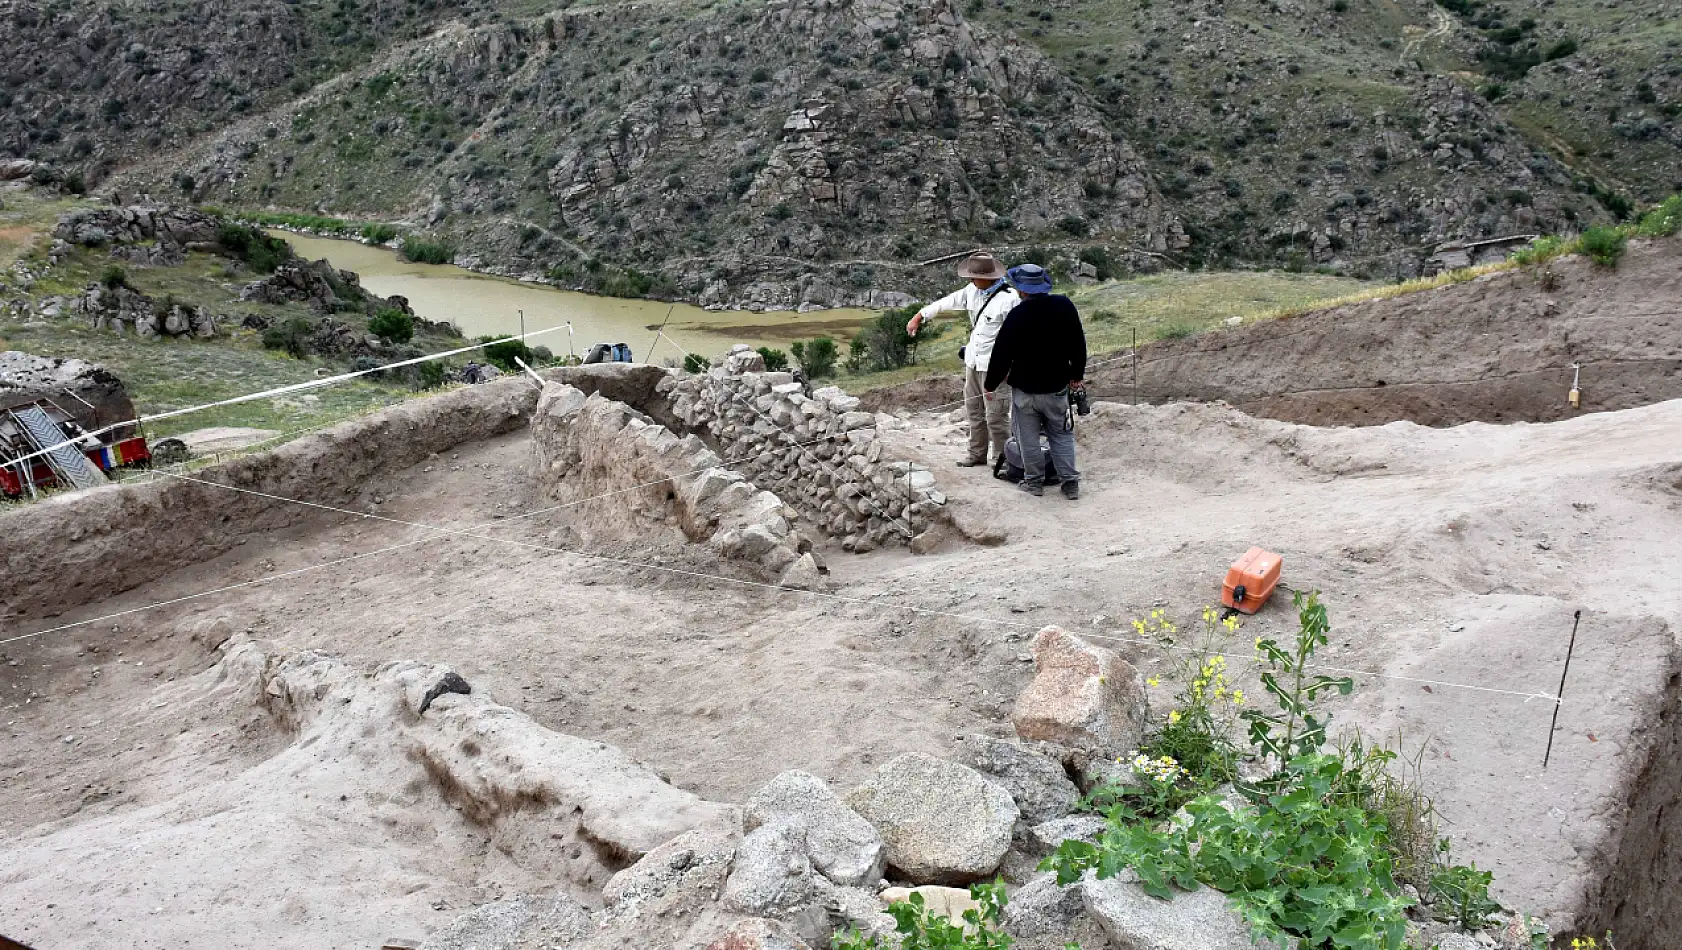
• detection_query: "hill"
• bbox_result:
[2,0,1679,304]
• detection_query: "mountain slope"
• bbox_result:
[5,0,1678,301]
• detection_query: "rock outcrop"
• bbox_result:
[843,753,1018,885]
[54,205,223,250]
[68,281,219,339]
[1013,627,1148,760]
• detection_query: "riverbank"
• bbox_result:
[273,229,881,359]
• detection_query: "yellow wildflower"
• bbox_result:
[1168,710,1182,724]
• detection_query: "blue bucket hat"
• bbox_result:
[1006,263,1053,295]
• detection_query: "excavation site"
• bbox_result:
[4,242,1681,950]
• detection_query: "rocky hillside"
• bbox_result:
[4,0,1679,300]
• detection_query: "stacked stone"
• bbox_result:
[531,383,823,588]
[69,283,219,338]
[657,349,944,552]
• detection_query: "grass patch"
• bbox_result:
[400,236,455,264]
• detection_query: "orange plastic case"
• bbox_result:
[1222,547,1281,615]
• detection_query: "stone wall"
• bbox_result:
[658,350,945,552]
[531,382,822,588]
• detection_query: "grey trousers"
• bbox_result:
[1012,388,1079,484]
[965,366,1011,463]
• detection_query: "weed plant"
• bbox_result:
[1044,593,1509,950]
[400,236,455,264]
[792,337,839,378]
[833,880,1015,950]
[369,307,415,344]
[755,346,790,372]
[1578,227,1627,268]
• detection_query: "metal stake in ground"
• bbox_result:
[1542,609,1583,769]
[648,304,676,364]
[1132,327,1139,406]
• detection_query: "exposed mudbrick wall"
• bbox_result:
[659,352,945,552]
[862,238,1682,429]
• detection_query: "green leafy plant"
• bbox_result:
[262,316,314,359]
[100,263,129,289]
[477,335,531,371]
[401,236,455,265]
[1241,591,1354,774]
[1430,862,1501,931]
[414,360,448,390]
[1509,235,1568,266]
[215,221,291,273]
[853,305,944,372]
[791,337,839,378]
[1044,593,1416,950]
[361,222,399,243]
[368,308,415,344]
[1578,227,1627,268]
[756,346,790,372]
[683,353,709,374]
[1634,194,1681,237]
[1156,321,1198,341]
[833,880,1014,950]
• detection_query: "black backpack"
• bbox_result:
[993,436,1063,485]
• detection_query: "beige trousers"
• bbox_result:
[964,366,1012,463]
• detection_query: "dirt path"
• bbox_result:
[4,397,1681,947]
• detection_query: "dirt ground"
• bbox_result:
[3,394,1681,948]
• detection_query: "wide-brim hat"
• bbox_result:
[956,252,1007,280]
[1006,263,1053,294]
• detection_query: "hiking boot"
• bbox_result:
[1061,480,1080,500]
[1019,479,1045,496]
[955,457,988,468]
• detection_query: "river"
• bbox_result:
[276,231,877,361]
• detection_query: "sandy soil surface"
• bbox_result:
[4,396,1681,948]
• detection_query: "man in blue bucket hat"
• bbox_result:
[983,263,1087,499]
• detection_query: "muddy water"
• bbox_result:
[276,232,876,359]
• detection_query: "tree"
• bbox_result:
[368,308,415,344]
[756,346,790,372]
[791,337,839,378]
[477,335,532,371]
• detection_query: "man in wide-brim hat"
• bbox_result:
[906,251,1021,467]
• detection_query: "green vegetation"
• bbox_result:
[100,263,130,289]
[233,210,351,233]
[848,306,945,373]
[400,236,456,265]
[1578,226,1628,267]
[262,316,315,358]
[476,334,532,371]
[369,307,416,344]
[755,346,789,372]
[1045,593,1507,950]
[683,352,709,374]
[1635,195,1682,237]
[791,337,839,378]
[834,881,1014,950]
[361,222,400,243]
[215,221,292,273]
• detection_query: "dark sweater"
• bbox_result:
[983,293,1088,394]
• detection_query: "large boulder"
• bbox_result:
[723,818,819,916]
[744,770,885,887]
[1012,627,1147,756]
[1081,874,1264,950]
[419,895,591,950]
[952,734,1081,823]
[843,753,1018,885]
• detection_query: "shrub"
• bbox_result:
[1056,215,1090,237]
[1509,234,1568,266]
[683,352,709,374]
[790,337,839,378]
[361,222,399,243]
[756,346,789,372]
[1578,226,1627,267]
[1156,321,1197,341]
[414,360,449,390]
[477,335,532,371]
[100,264,129,289]
[1635,194,1682,237]
[216,221,290,273]
[1431,862,1501,931]
[368,308,415,344]
[1543,37,1578,61]
[401,236,455,264]
[262,316,314,358]
[850,305,944,372]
